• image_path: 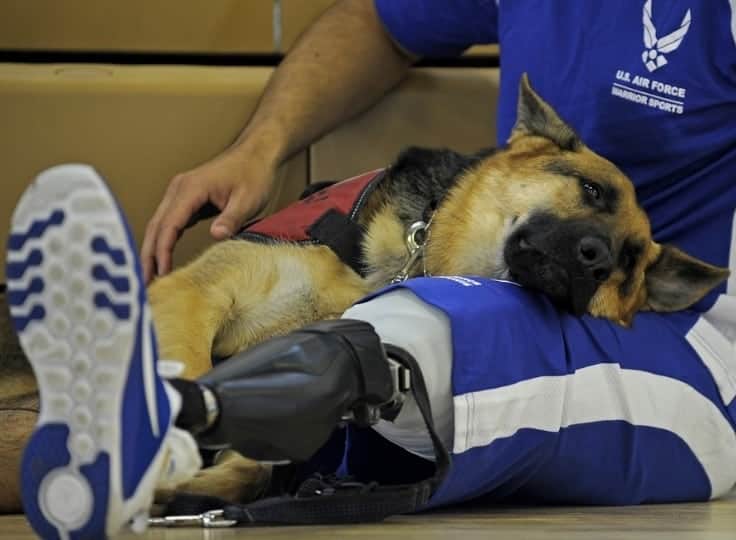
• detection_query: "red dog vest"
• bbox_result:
[237,169,386,275]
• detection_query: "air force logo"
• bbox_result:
[642,0,691,72]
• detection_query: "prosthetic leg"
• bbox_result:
[165,319,450,526]
[172,319,411,462]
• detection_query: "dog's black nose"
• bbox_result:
[577,236,612,282]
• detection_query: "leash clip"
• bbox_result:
[148,509,237,528]
[391,220,428,284]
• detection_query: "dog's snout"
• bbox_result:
[578,236,607,263]
[577,236,612,282]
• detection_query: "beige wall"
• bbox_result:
[0,63,307,278]
[0,1,498,56]
[0,0,334,54]
[311,68,499,181]
[0,1,274,53]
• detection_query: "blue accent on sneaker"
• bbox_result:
[91,265,130,293]
[120,290,171,499]
[7,277,45,306]
[21,424,72,540]
[100,171,172,503]
[8,210,65,250]
[6,249,43,279]
[12,305,46,332]
[93,292,131,320]
[70,454,110,540]
[91,237,127,266]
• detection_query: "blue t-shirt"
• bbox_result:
[375,0,736,310]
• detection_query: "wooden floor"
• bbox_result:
[3,489,735,540]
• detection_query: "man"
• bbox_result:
[8,1,736,538]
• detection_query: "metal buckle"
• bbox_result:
[387,357,411,394]
[148,509,237,528]
[391,220,428,284]
[382,356,411,419]
[405,220,428,253]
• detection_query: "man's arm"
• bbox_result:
[237,0,416,170]
[142,0,413,283]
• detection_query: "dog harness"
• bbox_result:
[237,169,386,276]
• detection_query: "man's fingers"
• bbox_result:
[155,192,210,274]
[141,238,157,284]
[210,190,253,240]
[142,208,167,284]
[142,182,179,283]
[154,224,179,277]
[141,174,184,285]
[142,175,210,281]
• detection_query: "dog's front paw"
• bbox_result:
[153,450,272,513]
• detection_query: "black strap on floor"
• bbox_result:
[163,344,451,525]
[221,475,432,525]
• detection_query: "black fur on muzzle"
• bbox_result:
[503,212,614,316]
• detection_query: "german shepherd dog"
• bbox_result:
[0,75,728,509]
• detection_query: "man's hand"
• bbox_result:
[142,146,274,284]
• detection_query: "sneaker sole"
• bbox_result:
[7,165,164,539]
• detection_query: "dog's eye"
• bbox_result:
[582,182,601,200]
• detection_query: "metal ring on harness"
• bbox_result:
[406,220,428,253]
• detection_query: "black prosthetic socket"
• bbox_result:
[194,319,400,463]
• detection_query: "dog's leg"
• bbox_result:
[150,240,369,378]
[212,242,370,357]
[154,450,271,511]
[148,272,231,379]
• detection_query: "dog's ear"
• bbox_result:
[509,73,581,151]
[643,243,729,312]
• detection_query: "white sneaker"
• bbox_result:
[7,164,194,539]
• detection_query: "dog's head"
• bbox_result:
[437,74,728,325]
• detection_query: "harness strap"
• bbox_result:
[307,209,367,276]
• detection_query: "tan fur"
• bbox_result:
[153,450,270,512]
[150,241,370,379]
[361,202,416,288]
